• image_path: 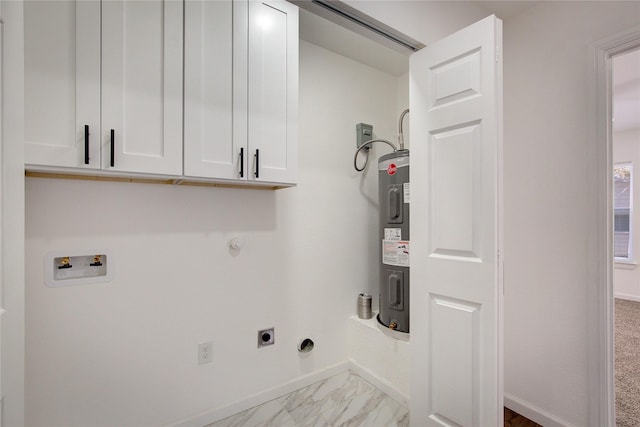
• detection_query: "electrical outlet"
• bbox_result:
[198,341,213,365]
[257,328,275,348]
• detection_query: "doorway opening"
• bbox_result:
[590,26,640,427]
[611,47,640,427]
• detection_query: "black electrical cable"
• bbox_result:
[353,139,398,172]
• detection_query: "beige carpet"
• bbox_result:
[616,298,640,427]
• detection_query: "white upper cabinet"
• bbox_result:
[25,0,183,177]
[184,0,243,180]
[25,0,297,186]
[184,0,298,185]
[247,0,298,184]
[102,0,183,176]
[24,1,101,169]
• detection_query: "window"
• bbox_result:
[614,163,632,259]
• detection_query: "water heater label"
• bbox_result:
[403,182,410,204]
[384,228,402,240]
[382,240,410,267]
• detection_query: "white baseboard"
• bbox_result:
[615,293,640,303]
[167,361,350,427]
[348,359,409,408]
[504,393,576,427]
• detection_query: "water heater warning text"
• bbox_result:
[382,240,410,267]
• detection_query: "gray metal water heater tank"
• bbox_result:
[378,150,410,333]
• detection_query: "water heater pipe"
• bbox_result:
[398,108,409,151]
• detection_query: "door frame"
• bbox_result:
[1,1,26,425]
[589,25,640,427]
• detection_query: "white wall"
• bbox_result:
[613,127,640,302]
[24,40,399,427]
[347,316,410,402]
[503,2,640,426]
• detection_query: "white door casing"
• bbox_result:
[2,1,26,424]
[589,26,640,427]
[410,14,503,427]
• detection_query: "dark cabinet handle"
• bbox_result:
[110,129,115,167]
[239,147,244,178]
[254,149,260,179]
[84,125,90,165]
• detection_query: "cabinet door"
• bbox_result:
[101,0,183,176]
[184,0,247,180]
[248,0,298,184]
[24,0,100,169]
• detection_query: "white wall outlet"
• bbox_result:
[198,341,213,365]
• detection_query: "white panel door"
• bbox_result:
[184,0,247,180]
[24,0,100,169]
[248,0,298,184]
[102,0,183,176]
[410,15,503,427]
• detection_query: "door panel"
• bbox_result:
[430,295,480,427]
[184,0,237,179]
[102,0,183,175]
[24,0,100,169]
[429,48,482,108]
[430,122,481,259]
[410,15,503,427]
[248,0,297,183]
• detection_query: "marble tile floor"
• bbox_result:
[205,371,539,427]
[205,371,409,427]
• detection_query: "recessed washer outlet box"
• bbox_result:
[258,328,274,348]
[44,250,114,287]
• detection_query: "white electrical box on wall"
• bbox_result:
[44,250,114,287]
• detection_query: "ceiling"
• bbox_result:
[474,1,540,20]
[298,7,410,76]
[298,0,539,76]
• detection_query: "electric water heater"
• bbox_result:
[377,150,410,333]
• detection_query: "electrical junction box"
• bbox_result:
[356,123,373,148]
[44,250,114,287]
